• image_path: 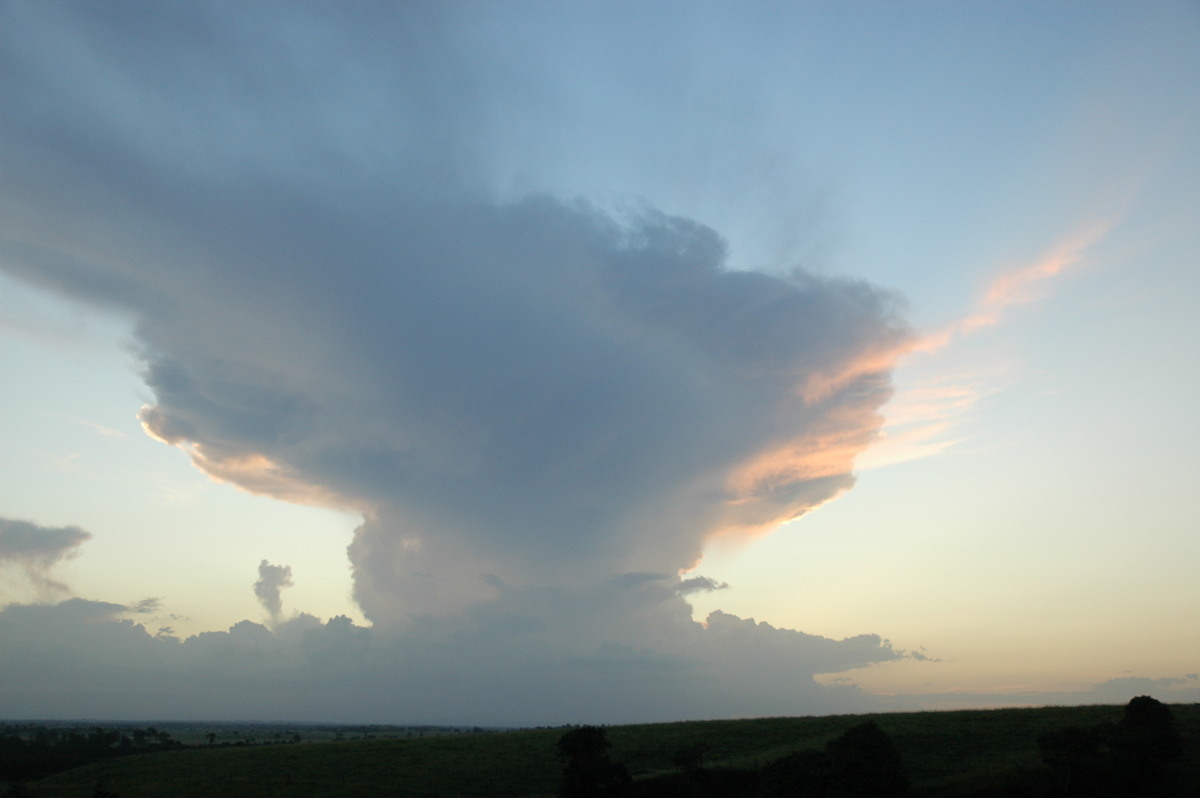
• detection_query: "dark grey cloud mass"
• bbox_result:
[3,595,1194,725]
[0,2,914,721]
[0,591,902,726]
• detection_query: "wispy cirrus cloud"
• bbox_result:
[865,220,1117,470]
[915,220,1116,355]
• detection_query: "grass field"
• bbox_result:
[19,703,1200,797]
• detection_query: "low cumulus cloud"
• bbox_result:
[0,517,91,599]
[874,675,1200,715]
[0,589,901,725]
[3,593,1190,725]
[0,2,915,720]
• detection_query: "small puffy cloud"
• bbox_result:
[677,576,729,595]
[253,560,293,621]
[127,597,162,614]
[907,647,939,663]
[0,516,91,598]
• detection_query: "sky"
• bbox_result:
[1,0,1198,726]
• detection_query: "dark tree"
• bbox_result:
[1112,695,1183,794]
[1040,695,1186,796]
[761,747,830,797]
[557,726,631,798]
[1117,696,1183,762]
[762,721,908,798]
[825,721,908,797]
[671,742,710,777]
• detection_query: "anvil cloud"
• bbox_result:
[0,1,945,722]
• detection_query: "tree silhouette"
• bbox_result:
[671,742,710,777]
[1040,695,1186,796]
[824,721,908,797]
[761,747,830,797]
[556,726,631,797]
[762,721,907,797]
[1112,695,1183,794]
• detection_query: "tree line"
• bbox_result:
[1038,695,1186,796]
[557,718,908,797]
[556,695,1188,797]
[0,726,181,783]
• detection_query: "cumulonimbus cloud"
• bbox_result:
[2,118,911,622]
[0,1,916,720]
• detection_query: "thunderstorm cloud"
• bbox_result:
[0,1,918,721]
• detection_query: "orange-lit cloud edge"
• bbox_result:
[695,216,1118,563]
[858,217,1116,472]
[137,407,366,514]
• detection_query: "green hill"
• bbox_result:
[18,703,1200,797]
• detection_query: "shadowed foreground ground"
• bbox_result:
[18,703,1200,797]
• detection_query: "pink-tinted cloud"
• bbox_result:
[916,220,1115,355]
[863,220,1116,471]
